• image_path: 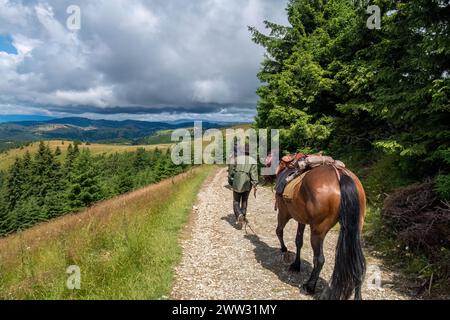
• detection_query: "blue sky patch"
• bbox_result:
[0,35,18,55]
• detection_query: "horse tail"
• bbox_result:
[329,173,366,300]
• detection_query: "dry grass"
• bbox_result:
[0,140,171,170]
[0,166,215,299]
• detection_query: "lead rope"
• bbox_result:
[244,218,257,235]
[243,185,259,235]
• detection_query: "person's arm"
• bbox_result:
[250,164,258,187]
[250,164,258,198]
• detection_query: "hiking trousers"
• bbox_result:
[233,190,250,219]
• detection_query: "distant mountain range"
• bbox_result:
[0,115,56,123]
[0,117,239,143]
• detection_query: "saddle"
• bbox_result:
[281,153,305,165]
[276,153,305,175]
[275,153,346,197]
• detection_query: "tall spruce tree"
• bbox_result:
[31,142,63,208]
[5,157,25,211]
[251,0,449,188]
[67,150,102,210]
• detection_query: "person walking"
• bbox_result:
[228,145,258,225]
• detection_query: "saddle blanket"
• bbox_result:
[283,171,308,201]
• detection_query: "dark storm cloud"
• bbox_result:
[44,103,256,115]
[0,0,288,119]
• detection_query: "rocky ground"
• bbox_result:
[171,168,423,300]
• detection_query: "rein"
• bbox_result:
[244,219,257,235]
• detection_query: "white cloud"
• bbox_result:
[0,0,289,119]
[193,79,231,103]
[50,86,118,107]
[0,0,32,31]
[34,3,67,42]
[118,1,160,34]
[12,34,42,55]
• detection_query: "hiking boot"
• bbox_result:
[237,214,245,224]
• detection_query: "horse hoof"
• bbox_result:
[319,287,331,300]
[281,252,291,264]
[289,263,301,272]
[302,283,315,295]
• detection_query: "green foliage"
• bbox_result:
[435,148,450,200]
[252,0,449,195]
[436,174,450,200]
[140,130,174,145]
[66,150,103,210]
[252,0,450,293]
[0,142,189,236]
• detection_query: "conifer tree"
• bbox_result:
[5,157,25,211]
[67,150,102,210]
[251,0,449,189]
[31,142,63,208]
[133,148,149,171]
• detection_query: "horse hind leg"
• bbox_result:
[303,230,325,295]
[276,209,290,254]
[290,223,305,272]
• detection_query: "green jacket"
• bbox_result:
[228,155,258,193]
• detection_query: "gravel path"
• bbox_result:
[171,168,420,300]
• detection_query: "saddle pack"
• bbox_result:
[275,153,346,197]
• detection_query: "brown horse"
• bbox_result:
[268,158,366,300]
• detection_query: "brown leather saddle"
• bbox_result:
[276,153,305,175]
[275,153,347,196]
[281,153,305,166]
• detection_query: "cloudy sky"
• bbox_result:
[0,0,288,122]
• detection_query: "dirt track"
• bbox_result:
[171,168,421,300]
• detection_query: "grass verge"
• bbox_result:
[0,166,215,299]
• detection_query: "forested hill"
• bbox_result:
[0,117,236,143]
[0,141,187,236]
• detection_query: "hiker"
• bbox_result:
[228,145,258,224]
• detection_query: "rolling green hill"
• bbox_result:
[0,117,235,143]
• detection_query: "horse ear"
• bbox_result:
[265,153,273,167]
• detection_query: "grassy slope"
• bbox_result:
[0,140,171,171]
[140,130,174,145]
[0,166,215,299]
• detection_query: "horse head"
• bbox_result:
[263,151,285,183]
